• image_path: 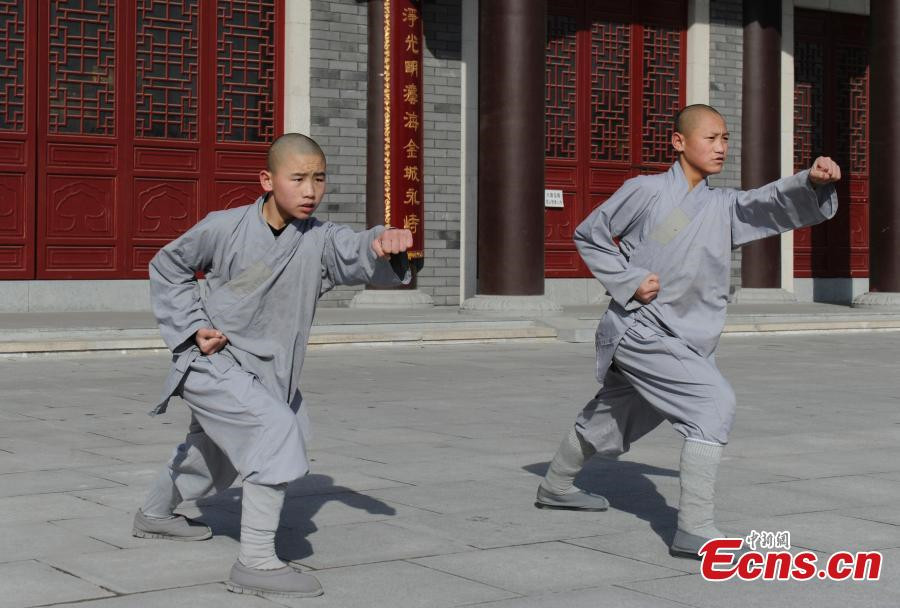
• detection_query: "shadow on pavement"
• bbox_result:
[192,474,397,562]
[523,459,679,545]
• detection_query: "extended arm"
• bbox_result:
[731,156,840,247]
[321,224,413,293]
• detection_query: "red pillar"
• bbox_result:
[476,0,547,296]
[740,0,783,290]
[866,0,900,296]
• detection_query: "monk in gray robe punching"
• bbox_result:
[535,105,841,559]
[132,133,414,597]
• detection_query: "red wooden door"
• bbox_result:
[544,0,686,278]
[0,0,36,278]
[794,9,868,279]
[0,0,283,280]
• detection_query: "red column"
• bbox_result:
[740,0,782,289]
[476,0,547,296]
[867,0,900,294]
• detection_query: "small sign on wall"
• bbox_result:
[544,189,564,208]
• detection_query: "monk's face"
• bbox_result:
[672,111,729,177]
[260,152,326,220]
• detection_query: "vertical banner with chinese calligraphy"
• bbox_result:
[384,0,424,264]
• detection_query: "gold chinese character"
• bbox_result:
[404,60,419,77]
[403,111,420,130]
[404,188,421,206]
[402,7,419,27]
[403,213,420,233]
[403,165,420,182]
[405,33,419,54]
[403,84,418,105]
[403,139,420,159]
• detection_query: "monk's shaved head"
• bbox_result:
[674,104,725,135]
[267,133,326,172]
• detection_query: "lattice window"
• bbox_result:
[217,0,276,143]
[545,14,577,160]
[641,25,681,164]
[48,0,116,135]
[0,0,25,132]
[590,20,630,162]
[836,45,868,175]
[793,40,824,171]
[136,0,199,139]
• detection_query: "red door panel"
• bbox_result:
[544,0,686,278]
[0,0,283,280]
[794,9,869,279]
[0,0,35,279]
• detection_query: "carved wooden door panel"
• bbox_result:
[0,0,36,278]
[794,9,868,279]
[544,0,686,278]
[28,0,282,279]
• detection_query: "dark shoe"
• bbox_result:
[534,485,609,511]
[226,561,323,598]
[132,509,212,541]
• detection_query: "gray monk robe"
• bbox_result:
[149,196,409,489]
[574,161,837,451]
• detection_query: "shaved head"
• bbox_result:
[674,104,725,135]
[267,133,326,172]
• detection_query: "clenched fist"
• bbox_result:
[195,327,228,355]
[634,273,660,305]
[808,156,841,186]
[373,228,414,258]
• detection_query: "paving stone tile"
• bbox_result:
[0,560,113,607]
[273,561,515,608]
[0,522,113,563]
[0,469,123,498]
[281,520,473,570]
[412,542,682,594]
[47,537,239,594]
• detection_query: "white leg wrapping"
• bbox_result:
[238,482,287,570]
[140,468,182,519]
[677,439,724,538]
[541,426,596,495]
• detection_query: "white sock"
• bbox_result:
[141,468,182,519]
[540,426,596,495]
[238,482,288,570]
[677,439,724,538]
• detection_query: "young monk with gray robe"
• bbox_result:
[132,133,414,597]
[535,104,841,559]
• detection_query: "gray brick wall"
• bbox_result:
[308,0,462,306]
[709,0,743,293]
[309,0,369,306]
[419,0,462,305]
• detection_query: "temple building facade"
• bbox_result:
[2,0,897,312]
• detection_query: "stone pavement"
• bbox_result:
[2,332,900,607]
[2,302,900,354]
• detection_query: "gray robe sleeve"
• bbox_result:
[149,213,220,352]
[320,223,412,293]
[574,177,658,310]
[730,169,838,247]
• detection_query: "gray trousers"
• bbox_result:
[577,320,736,454]
[163,355,309,500]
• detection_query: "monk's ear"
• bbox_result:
[259,169,274,192]
[672,132,686,153]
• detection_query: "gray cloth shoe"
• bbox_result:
[132,509,212,541]
[670,528,746,561]
[226,561,323,598]
[534,485,609,511]
[669,529,710,560]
